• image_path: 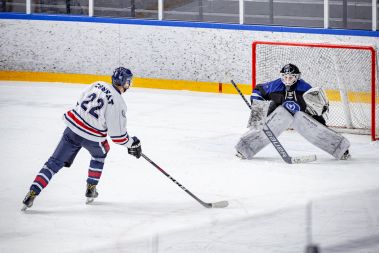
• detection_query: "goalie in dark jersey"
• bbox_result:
[236,63,351,160]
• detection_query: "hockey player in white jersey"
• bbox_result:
[22,67,142,210]
[236,64,351,161]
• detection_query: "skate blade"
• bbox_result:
[21,205,28,211]
[86,197,94,204]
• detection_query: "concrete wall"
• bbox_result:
[0,16,378,86]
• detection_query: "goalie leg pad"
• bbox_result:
[293,111,350,159]
[235,106,294,159]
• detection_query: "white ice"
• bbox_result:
[0,81,378,253]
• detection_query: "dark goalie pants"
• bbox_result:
[30,128,110,195]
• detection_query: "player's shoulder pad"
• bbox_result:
[261,78,285,93]
[90,80,107,86]
[296,79,312,92]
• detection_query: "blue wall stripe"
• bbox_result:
[0,12,378,37]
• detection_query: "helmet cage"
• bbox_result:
[280,64,301,87]
[281,73,300,87]
[123,76,133,90]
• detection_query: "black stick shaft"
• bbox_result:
[231,80,252,110]
[141,153,212,208]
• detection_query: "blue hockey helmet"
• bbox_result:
[112,67,133,89]
[280,63,301,87]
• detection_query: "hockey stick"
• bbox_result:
[231,80,316,164]
[141,153,229,208]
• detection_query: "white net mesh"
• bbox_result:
[253,42,378,139]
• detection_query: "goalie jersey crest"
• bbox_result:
[283,100,301,114]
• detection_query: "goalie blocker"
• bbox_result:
[236,106,350,160]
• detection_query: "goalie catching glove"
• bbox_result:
[303,87,329,116]
[128,136,142,159]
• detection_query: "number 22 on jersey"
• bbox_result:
[80,93,104,119]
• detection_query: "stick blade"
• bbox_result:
[211,201,229,208]
[291,155,317,164]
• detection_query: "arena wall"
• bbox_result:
[0,14,378,94]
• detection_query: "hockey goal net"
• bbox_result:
[252,41,378,141]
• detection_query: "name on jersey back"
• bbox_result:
[94,83,114,105]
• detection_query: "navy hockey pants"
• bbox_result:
[30,127,110,194]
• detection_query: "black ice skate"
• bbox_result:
[340,149,351,160]
[85,184,99,204]
[21,190,37,211]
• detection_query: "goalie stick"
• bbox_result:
[231,80,316,164]
[141,153,229,208]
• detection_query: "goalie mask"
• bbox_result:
[280,64,301,87]
[112,67,133,90]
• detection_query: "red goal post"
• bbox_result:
[252,41,378,141]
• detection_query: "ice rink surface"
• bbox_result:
[0,81,378,253]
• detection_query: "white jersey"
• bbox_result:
[63,81,132,147]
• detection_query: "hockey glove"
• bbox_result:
[128,136,142,159]
[247,100,271,130]
[303,87,329,116]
